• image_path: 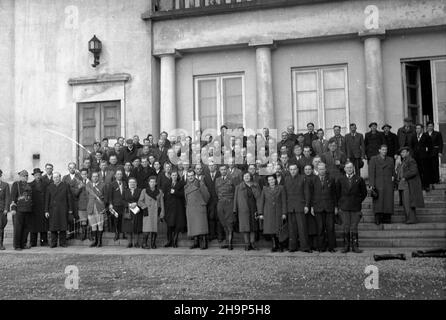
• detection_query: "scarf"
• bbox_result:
[146,186,160,201]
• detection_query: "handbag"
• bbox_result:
[142,208,149,217]
[123,208,132,220]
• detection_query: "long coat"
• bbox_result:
[258,185,287,235]
[368,155,395,214]
[398,156,425,208]
[233,182,261,233]
[184,180,210,237]
[122,188,142,234]
[138,189,165,233]
[162,179,187,233]
[0,181,10,229]
[30,179,49,232]
[45,182,73,231]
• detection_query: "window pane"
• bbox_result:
[198,79,217,130]
[296,71,317,91]
[297,111,318,132]
[223,77,243,128]
[297,92,318,111]
[325,108,346,133]
[324,69,345,90]
[324,89,345,110]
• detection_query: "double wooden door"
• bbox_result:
[78,101,121,164]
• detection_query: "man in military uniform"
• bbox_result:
[0,169,11,250]
[215,165,237,250]
[10,170,33,250]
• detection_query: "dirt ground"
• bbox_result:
[0,250,444,300]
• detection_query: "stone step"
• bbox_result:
[361,214,446,223]
[335,229,446,238]
[356,238,446,248]
[361,201,445,209]
[361,208,445,215]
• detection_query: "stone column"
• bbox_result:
[159,51,180,135]
[360,30,386,127]
[250,40,276,130]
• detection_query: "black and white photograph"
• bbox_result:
[0,0,445,309]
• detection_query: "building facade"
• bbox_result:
[0,0,445,180]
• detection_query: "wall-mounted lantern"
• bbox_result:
[88,35,102,67]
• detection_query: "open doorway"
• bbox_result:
[402,60,433,125]
[402,58,446,165]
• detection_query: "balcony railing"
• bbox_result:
[143,0,332,20]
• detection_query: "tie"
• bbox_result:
[320,176,324,187]
[118,182,122,194]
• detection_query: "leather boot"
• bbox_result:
[0,230,5,250]
[142,233,149,249]
[114,231,119,241]
[81,225,87,241]
[341,232,350,253]
[351,232,362,253]
[97,231,103,247]
[190,236,199,249]
[228,232,233,250]
[374,213,381,225]
[164,228,172,247]
[89,231,98,247]
[151,233,157,249]
[271,236,278,252]
[200,235,208,250]
[172,232,179,248]
[127,233,133,248]
[134,234,141,248]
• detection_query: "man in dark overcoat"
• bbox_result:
[0,169,11,250]
[203,161,223,242]
[336,162,367,253]
[29,168,49,246]
[45,172,73,248]
[397,147,425,224]
[426,121,443,186]
[397,117,416,151]
[413,124,433,191]
[368,145,395,225]
[345,123,365,176]
[284,164,311,252]
[382,124,399,159]
[310,163,337,252]
[364,122,384,162]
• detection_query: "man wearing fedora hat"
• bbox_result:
[365,122,384,163]
[29,168,49,247]
[0,169,11,250]
[10,170,33,250]
[396,147,424,224]
[382,124,399,159]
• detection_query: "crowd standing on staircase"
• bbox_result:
[0,117,443,252]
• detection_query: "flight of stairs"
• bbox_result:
[3,184,446,249]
